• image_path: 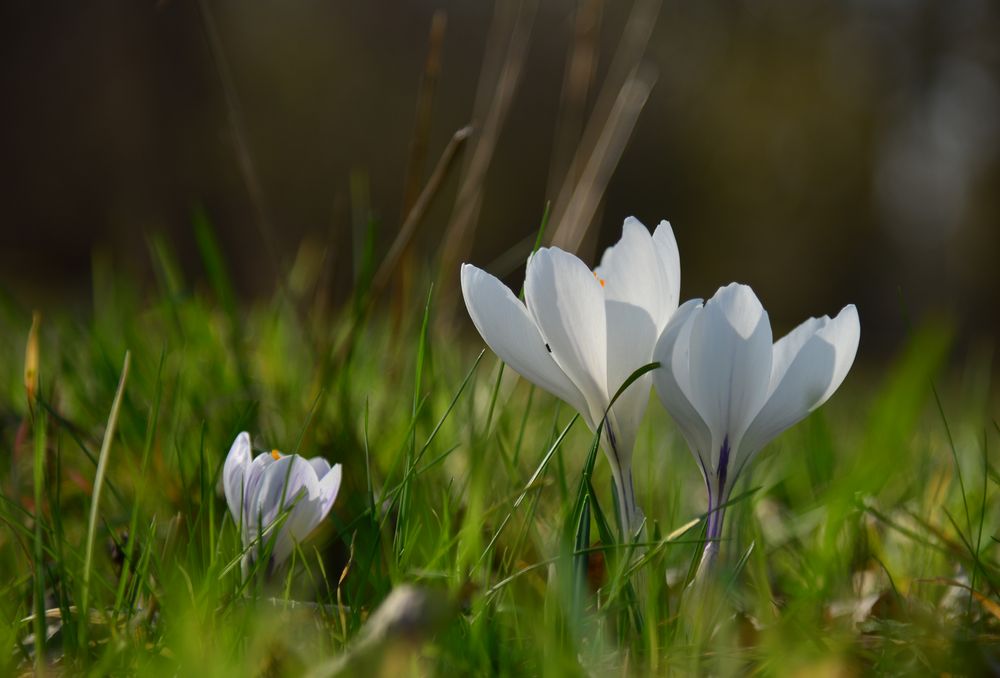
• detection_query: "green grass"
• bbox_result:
[0,235,997,676]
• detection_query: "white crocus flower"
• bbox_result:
[652,283,860,573]
[223,431,343,576]
[461,218,680,538]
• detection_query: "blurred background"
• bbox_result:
[1,0,997,361]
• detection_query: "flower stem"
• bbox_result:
[611,465,639,544]
[603,423,641,544]
[696,485,726,578]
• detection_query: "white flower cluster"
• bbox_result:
[461,218,860,571]
[219,217,859,579]
[223,431,342,576]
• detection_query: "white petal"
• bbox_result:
[652,299,712,474]
[524,247,609,424]
[274,457,335,565]
[307,456,342,515]
[223,432,252,529]
[252,455,319,526]
[317,463,342,516]
[240,452,277,540]
[461,263,590,422]
[767,316,825,395]
[817,304,861,404]
[252,455,322,565]
[274,493,323,565]
[594,217,672,329]
[603,299,657,464]
[663,300,703,401]
[651,220,681,321]
[686,283,773,470]
[309,457,332,479]
[741,304,860,464]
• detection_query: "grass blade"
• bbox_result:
[31,396,46,672]
[79,350,131,648]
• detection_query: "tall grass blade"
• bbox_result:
[79,350,131,648]
[31,396,46,673]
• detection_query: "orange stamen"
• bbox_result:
[593,271,606,288]
[271,449,282,460]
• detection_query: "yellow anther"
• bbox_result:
[271,449,282,460]
[592,271,606,288]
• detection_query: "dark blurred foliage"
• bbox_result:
[0,0,997,360]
